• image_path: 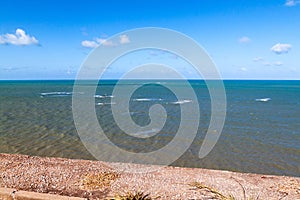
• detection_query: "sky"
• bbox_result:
[0,0,299,80]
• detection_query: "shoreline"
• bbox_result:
[0,153,299,199]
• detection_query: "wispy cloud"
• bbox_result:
[0,37,5,44]
[252,57,283,67]
[1,66,30,71]
[82,34,130,48]
[96,38,115,46]
[119,34,130,44]
[285,0,300,7]
[261,61,284,66]
[80,27,88,36]
[238,36,251,44]
[81,40,99,48]
[270,43,292,54]
[0,29,39,46]
[240,67,248,72]
[253,57,264,62]
[66,67,76,75]
[273,61,283,66]
[81,38,116,48]
[263,62,271,66]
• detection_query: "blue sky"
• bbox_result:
[0,0,299,80]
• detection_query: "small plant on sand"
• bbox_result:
[189,181,260,200]
[110,191,152,200]
[189,181,227,199]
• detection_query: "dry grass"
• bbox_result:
[80,171,119,190]
[189,181,227,199]
[110,191,152,200]
[189,181,261,200]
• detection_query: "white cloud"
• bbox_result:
[1,66,29,71]
[66,67,76,75]
[253,57,264,62]
[82,34,130,48]
[253,57,282,67]
[0,29,39,46]
[81,38,115,48]
[0,37,5,44]
[253,57,284,67]
[263,62,271,66]
[96,38,115,46]
[119,34,130,44]
[273,61,283,66]
[270,43,292,54]
[238,36,251,43]
[240,67,248,72]
[285,0,300,6]
[81,40,99,48]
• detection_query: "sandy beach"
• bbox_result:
[0,153,299,199]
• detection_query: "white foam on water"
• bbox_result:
[154,81,167,85]
[130,128,159,137]
[96,102,116,106]
[133,98,163,102]
[94,94,114,98]
[94,95,104,98]
[40,92,85,97]
[41,92,72,96]
[255,98,271,102]
[40,92,83,97]
[169,99,192,105]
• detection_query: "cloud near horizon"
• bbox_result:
[253,57,284,67]
[0,29,39,46]
[82,34,130,48]
[270,43,292,54]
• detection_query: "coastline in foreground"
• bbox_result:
[0,153,299,199]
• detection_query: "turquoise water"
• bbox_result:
[0,80,299,176]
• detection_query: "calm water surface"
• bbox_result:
[0,80,299,176]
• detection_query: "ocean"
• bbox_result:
[0,80,299,177]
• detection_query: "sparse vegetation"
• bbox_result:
[189,181,227,199]
[189,181,260,200]
[110,191,152,200]
[80,171,119,190]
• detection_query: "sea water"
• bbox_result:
[0,80,299,176]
